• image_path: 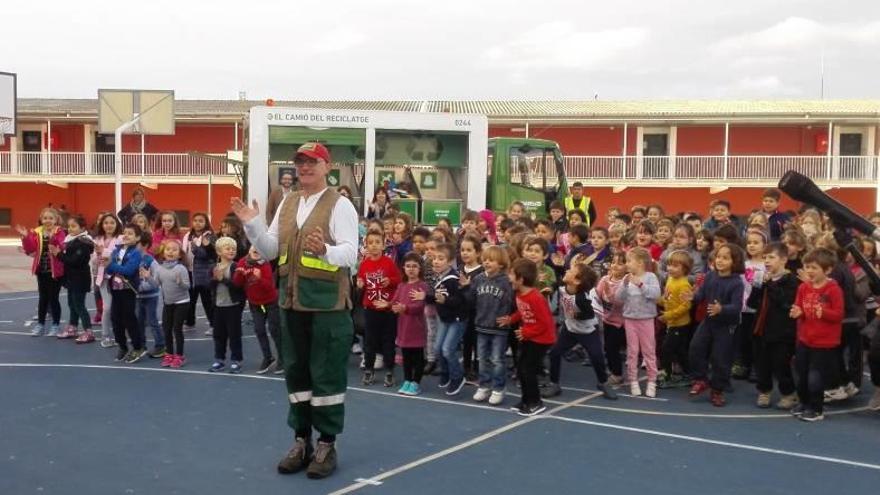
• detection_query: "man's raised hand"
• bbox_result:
[230,197,260,223]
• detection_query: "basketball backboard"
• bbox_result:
[98,89,175,135]
[0,72,16,136]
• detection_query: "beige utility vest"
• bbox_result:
[276,189,351,312]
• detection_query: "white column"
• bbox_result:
[621,122,628,180]
[234,122,239,150]
[827,122,835,180]
[723,122,730,180]
[363,128,376,217]
[525,121,530,138]
[84,124,93,174]
[9,136,17,174]
[635,126,644,180]
[669,126,678,180]
[42,121,49,175]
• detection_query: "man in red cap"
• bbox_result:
[232,141,358,479]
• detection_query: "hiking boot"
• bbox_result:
[306,441,337,479]
[869,389,880,411]
[710,389,726,407]
[541,382,562,399]
[799,409,825,422]
[277,437,313,474]
[362,371,374,386]
[776,394,799,410]
[383,372,394,388]
[149,346,166,358]
[75,330,96,344]
[756,392,771,408]
[257,357,276,375]
[689,380,709,397]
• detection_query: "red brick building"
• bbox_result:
[1,99,878,234]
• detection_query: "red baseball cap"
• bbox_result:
[295,142,331,164]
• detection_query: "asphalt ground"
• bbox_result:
[2,290,880,495]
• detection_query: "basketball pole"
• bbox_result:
[114,114,141,215]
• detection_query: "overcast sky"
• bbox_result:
[4,0,880,101]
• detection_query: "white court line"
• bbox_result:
[329,391,604,495]
[546,414,880,471]
[0,331,255,341]
[0,295,41,302]
[575,401,872,419]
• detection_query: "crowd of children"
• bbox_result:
[15,186,880,421]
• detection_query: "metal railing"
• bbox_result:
[564,155,879,183]
[0,152,232,177]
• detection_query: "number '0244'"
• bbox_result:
[455,119,471,127]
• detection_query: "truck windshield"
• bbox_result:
[509,147,557,191]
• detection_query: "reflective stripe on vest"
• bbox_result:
[300,252,339,273]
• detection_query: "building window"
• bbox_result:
[174,210,191,228]
[0,208,10,227]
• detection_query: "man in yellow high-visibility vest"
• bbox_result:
[563,181,597,226]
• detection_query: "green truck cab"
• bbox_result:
[487,137,568,217]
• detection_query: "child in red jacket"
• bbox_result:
[233,246,281,374]
[790,248,844,422]
[357,231,402,387]
[499,258,557,417]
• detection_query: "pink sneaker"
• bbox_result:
[75,330,96,344]
[57,325,78,339]
[171,355,186,369]
[161,354,175,367]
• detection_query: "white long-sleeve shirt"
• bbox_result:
[244,188,359,269]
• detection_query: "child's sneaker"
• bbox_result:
[473,387,491,402]
[115,349,129,362]
[844,382,860,398]
[516,402,547,417]
[149,346,166,358]
[438,376,451,388]
[607,374,624,387]
[869,389,880,411]
[823,386,848,403]
[100,338,116,348]
[598,382,619,400]
[57,325,77,339]
[125,349,147,364]
[383,372,394,388]
[161,354,175,367]
[46,324,60,337]
[359,356,366,370]
[689,380,709,396]
[273,364,285,375]
[397,381,412,395]
[256,357,276,375]
[171,355,186,369]
[30,323,44,337]
[409,382,422,396]
[756,392,771,408]
[799,409,824,422]
[541,382,562,398]
[374,355,384,370]
[75,330,96,344]
[630,382,642,396]
[776,394,799,410]
[204,328,213,336]
[445,377,466,396]
[488,390,505,405]
[229,361,242,374]
[362,370,375,385]
[790,403,806,417]
[209,361,225,372]
[710,390,726,407]
[645,381,657,398]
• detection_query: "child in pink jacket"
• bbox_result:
[17,207,67,336]
[388,252,429,396]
